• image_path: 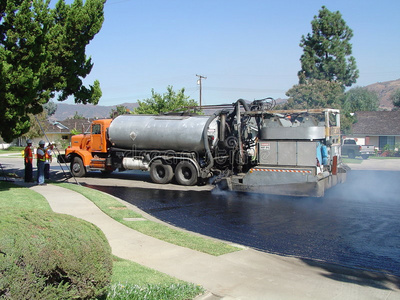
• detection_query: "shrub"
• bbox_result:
[0,209,113,299]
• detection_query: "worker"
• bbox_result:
[36,140,46,185]
[44,143,54,180]
[24,139,33,182]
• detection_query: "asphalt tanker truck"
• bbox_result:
[60,99,347,197]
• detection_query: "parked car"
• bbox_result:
[341,138,374,159]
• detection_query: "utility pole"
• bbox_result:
[196,74,207,109]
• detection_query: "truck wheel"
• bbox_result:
[71,157,86,177]
[348,151,355,159]
[175,161,198,186]
[150,160,173,184]
[361,155,369,160]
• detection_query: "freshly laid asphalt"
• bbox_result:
[3,155,400,299]
[12,180,400,300]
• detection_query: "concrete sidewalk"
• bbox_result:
[15,182,400,300]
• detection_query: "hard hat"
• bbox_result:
[27,139,32,144]
[39,140,45,145]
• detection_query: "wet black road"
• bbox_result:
[86,170,400,277]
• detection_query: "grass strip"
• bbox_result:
[107,282,204,300]
[111,256,182,285]
[56,182,240,256]
[343,156,400,164]
[109,256,204,300]
[342,158,363,164]
[369,156,400,160]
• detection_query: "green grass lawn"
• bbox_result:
[0,181,205,300]
[0,146,24,153]
[342,155,400,164]
[0,181,51,211]
[342,157,363,164]
[369,156,400,159]
[0,147,24,157]
[109,255,203,300]
[110,256,203,300]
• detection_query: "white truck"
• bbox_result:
[341,138,374,159]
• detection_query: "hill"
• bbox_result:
[365,79,400,110]
[50,102,138,121]
[50,79,400,120]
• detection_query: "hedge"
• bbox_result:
[0,208,113,299]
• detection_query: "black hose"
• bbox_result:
[203,111,221,172]
[236,98,250,111]
[227,98,250,127]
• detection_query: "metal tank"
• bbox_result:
[260,115,325,140]
[108,115,219,153]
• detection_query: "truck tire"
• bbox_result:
[150,160,174,184]
[71,157,86,177]
[348,151,355,159]
[175,161,198,186]
[361,154,369,160]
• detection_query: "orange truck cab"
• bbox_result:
[64,119,113,177]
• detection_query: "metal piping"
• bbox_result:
[219,112,227,142]
[234,99,250,171]
[203,100,249,174]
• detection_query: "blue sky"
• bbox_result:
[74,0,400,106]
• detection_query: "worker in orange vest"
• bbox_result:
[24,139,33,182]
[44,143,54,180]
[36,140,46,185]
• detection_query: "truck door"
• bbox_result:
[91,123,103,152]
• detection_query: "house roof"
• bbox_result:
[46,119,93,134]
[352,111,400,136]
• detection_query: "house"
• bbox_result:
[44,118,93,147]
[13,118,93,148]
[349,111,400,150]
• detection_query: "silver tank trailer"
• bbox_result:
[108,115,218,153]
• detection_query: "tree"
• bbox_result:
[342,87,379,113]
[391,88,400,109]
[43,101,57,116]
[340,113,356,135]
[0,0,105,142]
[133,86,199,115]
[298,6,359,88]
[283,79,344,109]
[21,102,56,141]
[70,128,82,135]
[73,111,85,119]
[22,110,49,141]
[110,105,129,118]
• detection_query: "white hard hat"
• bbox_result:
[39,140,45,145]
[27,139,32,144]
